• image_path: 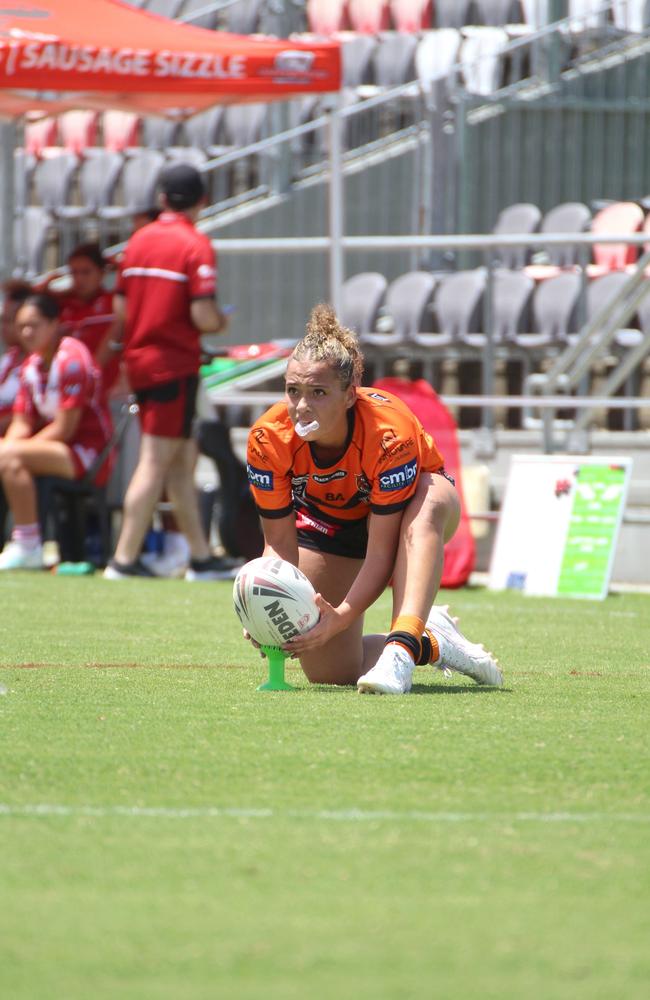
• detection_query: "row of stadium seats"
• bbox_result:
[130,0,650,36]
[344,267,650,429]
[489,200,650,274]
[304,0,650,35]
[344,268,650,355]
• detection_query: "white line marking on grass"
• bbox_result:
[1,804,649,824]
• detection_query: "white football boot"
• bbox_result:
[0,541,44,571]
[357,643,415,695]
[427,605,503,687]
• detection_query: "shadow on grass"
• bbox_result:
[302,681,512,696]
[410,683,511,696]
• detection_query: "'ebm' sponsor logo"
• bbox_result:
[247,463,273,491]
[379,458,418,492]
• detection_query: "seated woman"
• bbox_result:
[0,281,32,436]
[0,281,32,548]
[246,304,503,694]
[55,242,123,395]
[0,293,113,571]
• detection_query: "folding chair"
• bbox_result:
[38,400,136,566]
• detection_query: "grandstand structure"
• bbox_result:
[4,0,650,582]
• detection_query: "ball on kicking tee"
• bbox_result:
[233,557,320,647]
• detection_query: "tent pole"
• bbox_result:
[327,94,344,314]
[0,121,16,283]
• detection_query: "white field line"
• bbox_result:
[0,804,649,824]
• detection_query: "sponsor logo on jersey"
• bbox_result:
[312,469,347,484]
[378,437,415,464]
[367,392,389,402]
[197,264,216,279]
[247,463,273,491]
[253,428,267,444]
[379,457,418,492]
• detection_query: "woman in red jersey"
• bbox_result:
[56,242,123,394]
[0,293,112,571]
[246,305,502,694]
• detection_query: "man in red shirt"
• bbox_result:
[105,163,230,580]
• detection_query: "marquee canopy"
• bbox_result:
[0,0,341,118]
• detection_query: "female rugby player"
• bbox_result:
[0,293,112,570]
[246,305,502,694]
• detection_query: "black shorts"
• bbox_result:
[297,517,369,560]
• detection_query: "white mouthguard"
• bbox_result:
[295,419,320,438]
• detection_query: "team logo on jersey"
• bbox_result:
[291,474,309,499]
[379,458,418,492]
[380,429,397,453]
[312,469,347,484]
[247,463,273,491]
[197,264,215,279]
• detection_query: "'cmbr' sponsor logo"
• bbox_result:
[247,463,273,491]
[379,458,418,492]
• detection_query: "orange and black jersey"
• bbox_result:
[247,387,445,558]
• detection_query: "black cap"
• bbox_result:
[160,162,205,210]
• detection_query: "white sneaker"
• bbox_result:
[141,532,191,578]
[0,541,44,571]
[426,605,503,687]
[357,643,414,695]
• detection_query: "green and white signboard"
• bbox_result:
[488,455,632,600]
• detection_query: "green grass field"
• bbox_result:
[1,574,649,999]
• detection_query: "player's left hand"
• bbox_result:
[282,594,347,656]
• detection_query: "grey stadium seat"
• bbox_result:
[372,32,419,88]
[144,0,184,16]
[492,202,542,268]
[340,273,388,336]
[180,0,221,29]
[340,34,377,87]
[57,150,123,227]
[182,107,226,156]
[514,271,583,357]
[362,271,438,348]
[223,0,264,34]
[33,152,78,214]
[435,0,472,27]
[360,270,437,377]
[97,149,166,230]
[14,206,53,279]
[473,0,524,25]
[417,268,487,351]
[541,202,592,267]
[141,116,182,150]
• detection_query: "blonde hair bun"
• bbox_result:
[292,303,364,387]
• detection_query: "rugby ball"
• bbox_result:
[233,557,320,646]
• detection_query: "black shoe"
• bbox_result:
[103,558,158,580]
[185,556,237,581]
